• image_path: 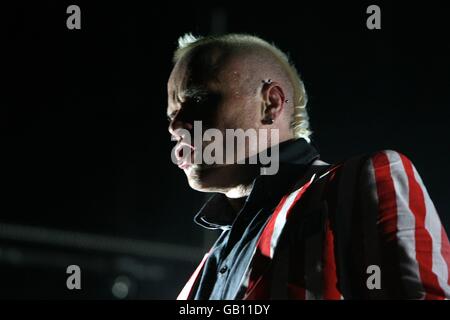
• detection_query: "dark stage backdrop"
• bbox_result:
[2,1,449,299]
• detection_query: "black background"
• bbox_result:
[1,1,449,299]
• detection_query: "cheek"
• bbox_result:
[238,100,261,129]
[215,98,259,131]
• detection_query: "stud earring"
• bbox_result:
[262,117,274,125]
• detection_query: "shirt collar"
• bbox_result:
[194,138,320,230]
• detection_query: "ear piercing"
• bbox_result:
[262,79,288,103]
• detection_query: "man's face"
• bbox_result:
[167,51,263,192]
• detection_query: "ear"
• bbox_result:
[260,80,286,125]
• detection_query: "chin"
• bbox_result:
[184,164,222,192]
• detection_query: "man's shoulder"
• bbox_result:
[333,149,415,177]
[322,149,424,201]
[308,149,419,196]
[286,149,421,204]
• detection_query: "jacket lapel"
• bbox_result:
[240,174,317,299]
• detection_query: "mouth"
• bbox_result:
[175,142,195,170]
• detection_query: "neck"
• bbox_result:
[226,196,248,213]
[218,164,257,213]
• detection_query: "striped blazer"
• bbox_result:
[178,150,450,299]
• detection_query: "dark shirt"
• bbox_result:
[191,138,319,299]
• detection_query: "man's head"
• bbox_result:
[167,33,311,195]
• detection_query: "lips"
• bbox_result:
[175,142,195,170]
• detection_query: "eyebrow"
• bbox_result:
[178,86,210,102]
[167,86,211,119]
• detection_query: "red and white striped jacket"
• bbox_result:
[178,150,450,299]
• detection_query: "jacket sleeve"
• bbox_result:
[361,150,450,299]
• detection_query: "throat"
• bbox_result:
[226,196,247,213]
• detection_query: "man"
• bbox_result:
[167,33,450,299]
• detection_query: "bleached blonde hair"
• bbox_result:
[173,33,312,142]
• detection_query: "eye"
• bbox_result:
[193,96,203,103]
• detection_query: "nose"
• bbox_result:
[168,111,193,140]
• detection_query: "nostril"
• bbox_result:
[177,147,184,159]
